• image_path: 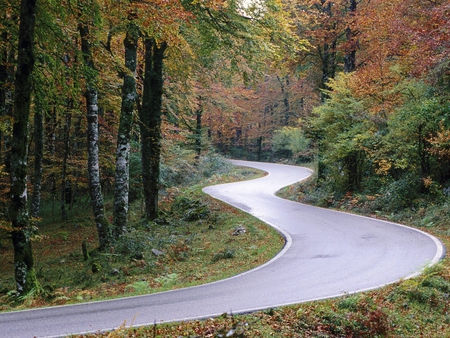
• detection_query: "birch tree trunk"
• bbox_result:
[113,23,139,237]
[79,21,110,250]
[140,38,167,220]
[10,0,39,296]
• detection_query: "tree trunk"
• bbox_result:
[45,107,57,220]
[344,0,357,73]
[30,107,43,218]
[194,99,203,162]
[1,31,14,215]
[71,115,84,210]
[139,38,167,221]
[257,135,263,161]
[318,1,337,101]
[60,113,71,221]
[0,33,7,166]
[1,29,15,207]
[113,23,139,237]
[79,21,110,250]
[10,0,39,297]
[319,40,337,101]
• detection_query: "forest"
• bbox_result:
[1,0,450,329]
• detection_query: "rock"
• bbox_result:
[232,225,246,236]
[151,248,165,256]
[110,268,120,276]
[153,217,168,225]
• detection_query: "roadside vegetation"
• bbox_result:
[2,156,450,337]
[0,154,284,311]
[67,165,450,338]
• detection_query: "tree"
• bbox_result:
[343,0,358,73]
[310,73,372,191]
[9,0,39,296]
[113,22,139,235]
[139,38,167,220]
[78,0,111,249]
[30,104,43,218]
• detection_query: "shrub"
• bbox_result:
[212,248,236,262]
[197,151,232,177]
[376,173,421,212]
[171,196,210,221]
[113,229,151,259]
[272,127,313,162]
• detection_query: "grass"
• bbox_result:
[0,164,284,311]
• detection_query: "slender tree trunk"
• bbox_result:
[1,31,15,179]
[0,31,13,215]
[113,24,139,237]
[71,115,83,210]
[277,75,291,126]
[345,151,359,191]
[0,33,7,166]
[79,21,110,250]
[140,38,167,221]
[31,107,43,218]
[194,100,203,162]
[60,113,71,221]
[319,39,337,101]
[10,0,39,297]
[257,135,263,161]
[344,0,357,73]
[318,1,337,101]
[46,108,57,220]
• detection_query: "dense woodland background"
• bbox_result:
[1,0,449,298]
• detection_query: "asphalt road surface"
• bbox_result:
[0,160,445,338]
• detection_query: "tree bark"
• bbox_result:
[10,0,39,296]
[70,115,84,210]
[317,1,337,101]
[257,135,263,161]
[45,107,57,220]
[319,39,337,101]
[113,23,139,237]
[0,33,7,167]
[139,38,167,220]
[60,113,71,221]
[1,30,15,187]
[79,21,110,250]
[195,100,203,162]
[30,107,43,218]
[344,0,358,73]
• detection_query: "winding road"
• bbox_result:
[0,160,445,338]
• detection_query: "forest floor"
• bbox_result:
[2,164,450,337]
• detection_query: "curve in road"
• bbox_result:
[0,160,445,338]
